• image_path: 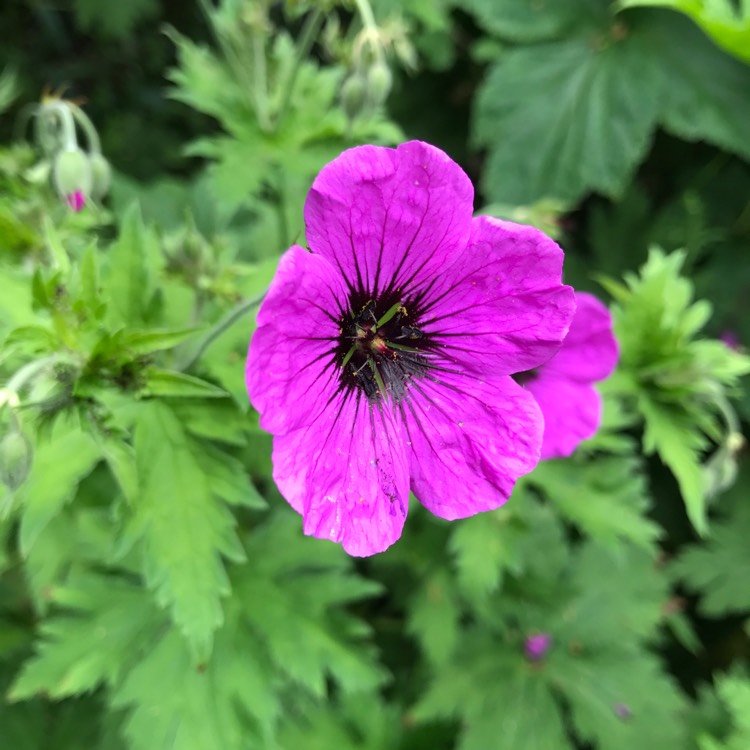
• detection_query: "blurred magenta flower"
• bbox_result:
[520,292,618,460]
[720,330,740,350]
[246,141,575,555]
[524,633,552,661]
[65,190,86,212]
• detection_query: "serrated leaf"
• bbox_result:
[407,567,461,665]
[138,368,228,398]
[130,402,244,661]
[462,0,608,41]
[195,443,267,509]
[114,328,199,357]
[105,204,159,327]
[172,400,248,446]
[100,436,138,503]
[672,486,750,616]
[531,456,661,549]
[550,649,686,750]
[9,574,162,700]
[449,509,525,601]
[412,642,569,750]
[17,419,101,555]
[642,11,750,159]
[619,0,750,62]
[473,20,661,204]
[640,396,708,533]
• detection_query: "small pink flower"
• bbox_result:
[66,190,86,212]
[524,633,552,661]
[720,330,740,350]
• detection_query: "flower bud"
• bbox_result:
[0,429,33,490]
[341,73,367,120]
[524,633,552,662]
[89,152,111,201]
[366,61,392,107]
[53,147,92,211]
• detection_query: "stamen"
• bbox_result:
[377,301,403,327]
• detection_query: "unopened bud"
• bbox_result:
[341,73,367,120]
[89,152,111,201]
[524,633,552,662]
[53,147,91,209]
[0,430,33,490]
[366,61,392,107]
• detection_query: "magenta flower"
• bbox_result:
[66,190,86,212]
[246,141,575,555]
[524,633,552,661]
[519,292,618,460]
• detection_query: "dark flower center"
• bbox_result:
[512,369,538,386]
[335,291,432,403]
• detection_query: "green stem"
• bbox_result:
[67,102,102,153]
[180,291,267,371]
[353,0,378,33]
[352,0,384,62]
[250,29,271,131]
[274,7,325,130]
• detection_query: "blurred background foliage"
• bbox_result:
[0,1,749,749]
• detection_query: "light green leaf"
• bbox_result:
[104,204,159,326]
[138,368,228,399]
[9,574,163,700]
[130,402,244,661]
[113,328,200,358]
[640,395,708,534]
[17,418,101,555]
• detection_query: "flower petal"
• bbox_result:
[246,245,346,435]
[304,140,474,297]
[273,395,409,556]
[526,372,602,459]
[417,216,576,376]
[404,373,542,519]
[543,292,619,381]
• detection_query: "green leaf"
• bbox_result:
[642,11,750,160]
[462,0,608,41]
[530,456,661,549]
[130,402,244,661]
[412,641,569,750]
[72,0,159,38]
[17,417,101,555]
[672,479,750,616]
[104,204,159,327]
[9,573,163,700]
[111,328,199,358]
[640,396,708,533]
[700,675,750,750]
[473,18,661,204]
[449,508,525,601]
[618,0,750,63]
[407,566,461,665]
[137,368,228,399]
[550,649,686,750]
[196,442,267,509]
